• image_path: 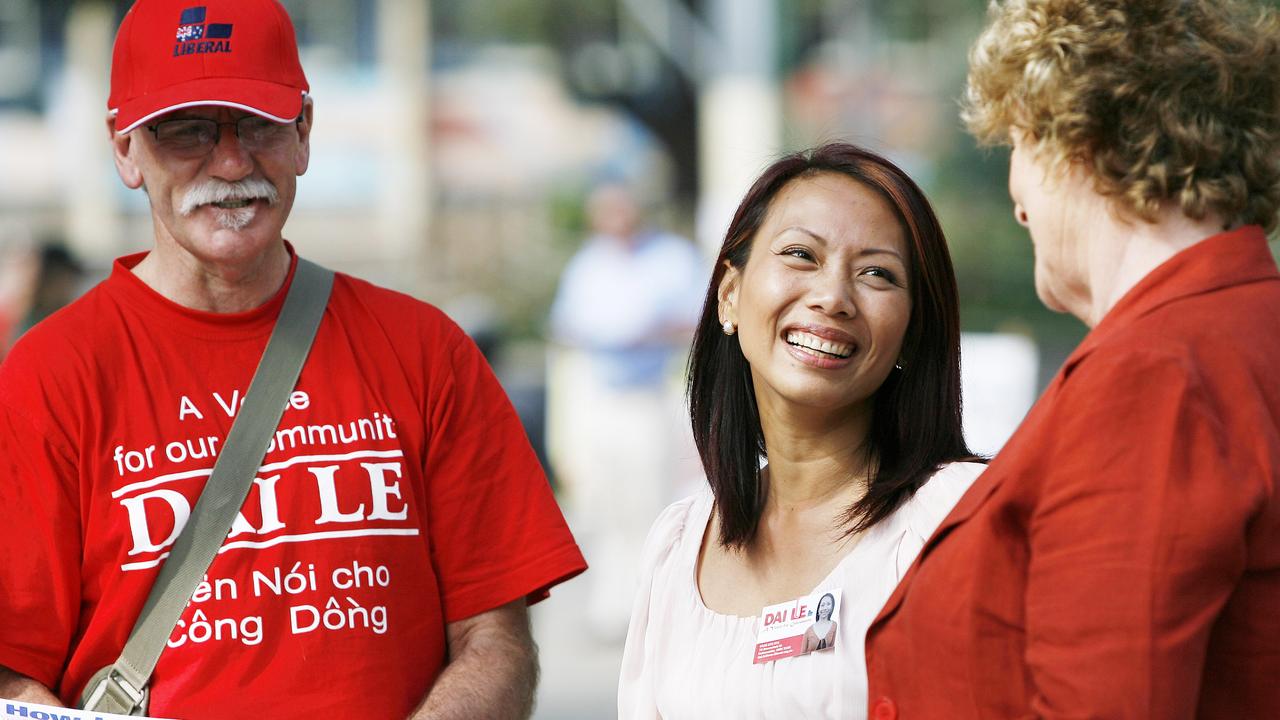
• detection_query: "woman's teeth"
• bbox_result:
[785,331,853,358]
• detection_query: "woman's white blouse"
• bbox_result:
[618,462,985,719]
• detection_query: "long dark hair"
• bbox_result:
[687,142,976,549]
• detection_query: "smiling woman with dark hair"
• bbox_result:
[802,592,839,654]
[617,143,983,719]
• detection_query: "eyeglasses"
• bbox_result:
[145,115,301,159]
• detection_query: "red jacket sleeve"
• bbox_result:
[1022,348,1263,718]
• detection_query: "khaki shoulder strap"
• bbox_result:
[80,258,335,714]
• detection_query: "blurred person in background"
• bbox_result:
[0,0,585,717]
[0,244,37,361]
[0,240,85,362]
[16,241,86,337]
[864,1,1280,718]
[549,181,705,640]
[618,143,984,719]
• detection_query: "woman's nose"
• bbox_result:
[807,272,856,318]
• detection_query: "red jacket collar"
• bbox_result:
[1067,225,1278,371]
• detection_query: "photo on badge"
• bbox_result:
[753,589,842,664]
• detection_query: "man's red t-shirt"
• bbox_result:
[0,251,586,718]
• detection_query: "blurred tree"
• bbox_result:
[435,0,616,47]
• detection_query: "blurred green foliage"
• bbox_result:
[435,0,616,47]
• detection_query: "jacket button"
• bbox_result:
[872,697,898,720]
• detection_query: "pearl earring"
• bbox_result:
[722,320,735,335]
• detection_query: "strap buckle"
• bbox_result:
[81,665,148,714]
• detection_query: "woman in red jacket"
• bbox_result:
[864,1,1280,718]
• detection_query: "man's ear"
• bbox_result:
[107,113,144,189]
[717,259,741,327]
[294,95,314,176]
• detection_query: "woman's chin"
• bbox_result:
[767,382,872,416]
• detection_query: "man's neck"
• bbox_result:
[131,239,291,314]
[1081,208,1230,327]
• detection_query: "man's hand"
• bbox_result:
[410,599,538,720]
[0,666,63,705]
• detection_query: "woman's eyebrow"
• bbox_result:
[776,225,829,244]
[859,247,905,260]
[776,226,905,260]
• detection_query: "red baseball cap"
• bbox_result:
[108,0,309,134]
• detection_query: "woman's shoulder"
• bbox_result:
[879,462,986,579]
[921,460,986,497]
[900,461,986,540]
[638,490,714,577]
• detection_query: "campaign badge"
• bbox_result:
[752,588,841,664]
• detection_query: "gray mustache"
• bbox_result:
[179,178,280,216]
